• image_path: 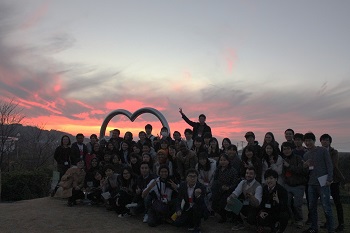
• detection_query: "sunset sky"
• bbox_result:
[1,1,350,151]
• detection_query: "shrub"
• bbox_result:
[1,169,52,201]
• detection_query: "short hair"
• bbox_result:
[304,132,316,141]
[161,126,168,132]
[186,168,199,177]
[194,136,203,142]
[158,164,169,175]
[285,128,295,135]
[104,164,115,173]
[264,169,278,179]
[173,131,181,136]
[140,161,150,169]
[112,129,120,134]
[90,134,98,139]
[198,151,209,160]
[293,133,304,140]
[227,144,238,151]
[320,134,332,144]
[199,114,206,119]
[282,141,293,149]
[76,133,84,138]
[184,128,193,135]
[203,132,212,139]
[246,166,256,174]
[145,124,153,130]
[139,131,146,136]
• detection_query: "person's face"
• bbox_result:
[265,176,277,189]
[157,153,167,163]
[91,159,98,167]
[133,146,141,154]
[245,169,256,181]
[90,137,97,144]
[159,168,169,179]
[185,132,192,140]
[222,140,230,148]
[180,145,187,154]
[112,131,119,138]
[130,156,137,164]
[304,139,315,149]
[194,141,202,148]
[186,173,198,186]
[104,154,111,161]
[161,130,168,137]
[169,147,176,156]
[245,150,254,159]
[227,148,237,156]
[77,161,84,168]
[283,147,292,156]
[112,156,119,164]
[160,142,168,149]
[95,172,102,181]
[124,132,131,140]
[199,158,207,166]
[62,137,70,146]
[122,143,128,151]
[142,146,150,153]
[246,136,255,144]
[142,155,150,162]
[210,140,217,147]
[321,138,330,148]
[199,116,206,124]
[122,169,131,180]
[76,136,84,144]
[285,131,294,141]
[264,134,272,143]
[204,138,210,145]
[265,145,273,156]
[105,168,113,177]
[219,156,229,167]
[107,143,114,150]
[93,144,100,151]
[145,128,152,135]
[140,164,150,176]
[139,133,146,141]
[294,138,303,147]
[173,132,181,140]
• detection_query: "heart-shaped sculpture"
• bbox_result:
[99,107,170,139]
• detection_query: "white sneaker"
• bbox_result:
[143,214,148,223]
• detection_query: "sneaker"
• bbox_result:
[232,223,245,231]
[143,214,148,223]
[295,221,303,229]
[125,202,138,208]
[335,224,344,232]
[302,228,318,233]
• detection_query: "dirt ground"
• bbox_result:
[0,197,347,233]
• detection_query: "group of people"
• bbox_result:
[53,109,345,233]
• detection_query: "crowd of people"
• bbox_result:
[52,109,345,233]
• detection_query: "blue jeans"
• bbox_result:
[284,184,305,221]
[308,185,334,232]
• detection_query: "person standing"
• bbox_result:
[320,134,345,232]
[179,108,211,140]
[302,132,334,233]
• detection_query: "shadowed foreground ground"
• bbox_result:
[0,197,348,233]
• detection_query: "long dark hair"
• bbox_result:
[241,145,258,164]
[262,142,278,167]
[197,152,212,171]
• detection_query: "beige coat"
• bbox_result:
[55,167,86,198]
